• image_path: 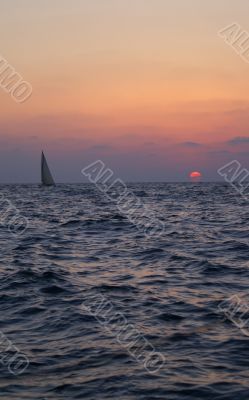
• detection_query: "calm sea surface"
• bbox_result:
[0,183,249,399]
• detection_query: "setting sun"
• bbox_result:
[190,171,202,178]
[189,171,202,181]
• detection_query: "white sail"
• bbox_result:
[41,151,55,186]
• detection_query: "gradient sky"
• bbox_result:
[1,0,249,182]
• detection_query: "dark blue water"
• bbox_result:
[0,183,249,399]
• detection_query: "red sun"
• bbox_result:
[189,171,202,181]
[190,171,202,178]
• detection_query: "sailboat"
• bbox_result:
[41,151,55,186]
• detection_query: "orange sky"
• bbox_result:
[1,0,249,182]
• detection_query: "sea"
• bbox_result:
[0,183,249,400]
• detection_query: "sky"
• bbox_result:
[0,0,249,182]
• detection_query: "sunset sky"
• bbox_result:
[1,0,249,182]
